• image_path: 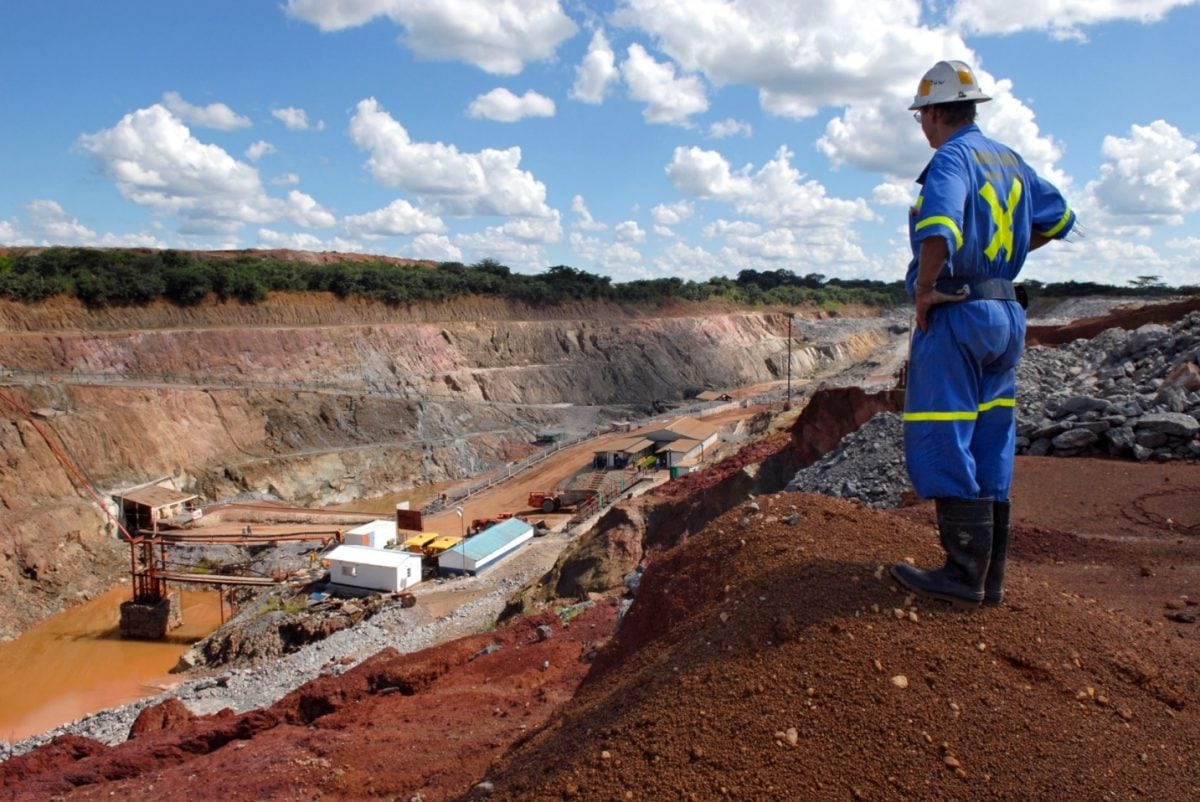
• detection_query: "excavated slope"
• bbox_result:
[0,295,892,637]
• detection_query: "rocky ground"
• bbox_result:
[2,295,1199,800]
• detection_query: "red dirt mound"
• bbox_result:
[481,483,1200,801]
[1027,297,1200,345]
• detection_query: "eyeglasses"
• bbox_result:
[912,110,923,124]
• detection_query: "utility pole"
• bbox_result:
[785,312,794,410]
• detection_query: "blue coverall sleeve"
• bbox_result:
[1027,169,1076,240]
[913,148,969,259]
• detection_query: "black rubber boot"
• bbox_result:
[890,497,993,608]
[983,500,1010,606]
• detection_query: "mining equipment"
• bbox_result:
[468,513,514,535]
[527,488,598,514]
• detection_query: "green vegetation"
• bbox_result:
[262,595,309,615]
[0,247,1194,311]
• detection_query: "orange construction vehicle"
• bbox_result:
[527,488,597,514]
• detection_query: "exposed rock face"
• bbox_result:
[0,296,897,635]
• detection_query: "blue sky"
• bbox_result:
[2,0,1199,287]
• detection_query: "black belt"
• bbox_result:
[933,276,1020,304]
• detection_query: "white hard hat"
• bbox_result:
[909,60,991,110]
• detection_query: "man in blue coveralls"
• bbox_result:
[890,60,1075,608]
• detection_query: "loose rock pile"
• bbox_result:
[1017,312,1200,460]
[788,310,1200,508]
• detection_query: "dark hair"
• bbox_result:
[933,100,977,126]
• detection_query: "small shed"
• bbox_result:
[343,519,398,549]
[438,517,534,577]
[325,544,422,593]
[114,484,201,533]
[656,437,704,468]
[593,435,655,469]
[696,390,733,402]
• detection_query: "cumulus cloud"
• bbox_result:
[668,145,873,228]
[343,199,446,239]
[256,228,326,250]
[1085,120,1200,226]
[701,219,761,238]
[614,220,646,244]
[161,91,250,130]
[245,141,276,161]
[621,43,708,126]
[467,88,555,122]
[613,0,956,120]
[708,118,752,138]
[570,232,644,275]
[1,199,163,248]
[571,195,607,231]
[271,172,300,186]
[650,199,695,227]
[455,228,548,271]
[652,240,723,280]
[570,28,619,103]
[872,179,916,207]
[284,0,577,74]
[349,97,553,218]
[272,106,322,131]
[76,104,334,234]
[947,0,1193,40]
[409,233,463,262]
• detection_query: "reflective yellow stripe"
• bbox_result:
[980,178,1023,262]
[904,397,1015,422]
[1038,206,1072,239]
[904,410,976,421]
[914,216,963,250]
[978,397,1016,412]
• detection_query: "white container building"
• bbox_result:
[438,517,534,577]
[342,519,398,549]
[325,544,422,593]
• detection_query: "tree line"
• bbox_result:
[0,247,1192,311]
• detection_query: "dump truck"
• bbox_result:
[527,488,597,514]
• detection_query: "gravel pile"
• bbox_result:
[1016,312,1200,460]
[788,308,1200,508]
[785,413,909,508]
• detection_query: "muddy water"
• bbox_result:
[0,585,222,742]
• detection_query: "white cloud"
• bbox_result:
[570,28,619,103]
[1,199,164,248]
[1086,120,1200,226]
[948,0,1194,40]
[652,240,723,280]
[161,91,250,130]
[284,0,577,75]
[256,228,326,250]
[614,220,646,243]
[272,107,319,131]
[245,141,277,161]
[343,199,446,239]
[569,232,644,275]
[571,195,607,231]
[455,228,548,271]
[708,117,752,138]
[651,199,694,226]
[271,172,301,186]
[496,212,563,243]
[76,104,333,234]
[872,179,915,207]
[467,88,555,122]
[614,0,958,120]
[24,199,95,243]
[349,97,553,218]
[621,43,708,126]
[652,224,676,238]
[668,145,873,228]
[701,219,762,238]
[409,233,463,262]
